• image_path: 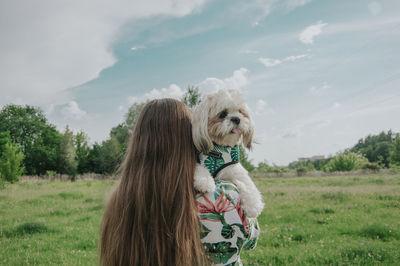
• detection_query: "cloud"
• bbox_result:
[254,99,275,116]
[240,49,259,54]
[259,58,282,67]
[128,84,185,104]
[259,54,308,67]
[198,68,250,93]
[368,1,383,16]
[284,54,308,61]
[299,21,327,44]
[61,101,87,120]
[131,46,146,51]
[126,67,250,107]
[246,0,313,27]
[309,82,330,94]
[285,0,312,9]
[326,17,400,35]
[332,102,342,109]
[0,0,208,108]
[282,129,300,139]
[255,100,267,116]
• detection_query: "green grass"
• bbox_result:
[0,180,115,265]
[240,174,400,265]
[1,175,399,265]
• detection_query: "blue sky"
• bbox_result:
[1,0,399,165]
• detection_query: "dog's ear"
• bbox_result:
[192,98,213,153]
[242,106,254,150]
[243,125,254,150]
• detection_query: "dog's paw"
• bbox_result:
[239,188,264,218]
[194,164,215,193]
[242,200,264,218]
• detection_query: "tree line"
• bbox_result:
[1,86,399,182]
[0,87,224,182]
[277,130,400,175]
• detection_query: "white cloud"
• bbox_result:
[309,82,330,94]
[332,102,342,109]
[45,104,55,116]
[198,68,250,93]
[240,49,259,54]
[247,0,313,27]
[131,46,146,51]
[256,100,266,115]
[128,84,185,104]
[284,54,308,61]
[368,1,383,16]
[61,101,87,120]
[0,0,208,108]
[254,99,275,116]
[299,21,327,44]
[259,57,282,67]
[252,0,312,17]
[284,0,312,10]
[259,54,308,67]
[125,68,249,110]
[326,17,400,35]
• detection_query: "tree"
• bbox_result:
[100,136,123,174]
[0,105,61,175]
[390,134,400,166]
[109,101,147,154]
[125,102,147,133]
[87,143,103,174]
[256,161,272,173]
[58,126,77,177]
[74,131,91,174]
[351,130,396,168]
[239,146,255,172]
[110,123,129,152]
[181,85,202,108]
[0,142,25,183]
[29,125,62,175]
[0,131,11,157]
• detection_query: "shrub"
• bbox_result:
[0,142,25,183]
[362,162,381,171]
[46,170,57,177]
[296,167,307,176]
[325,152,368,172]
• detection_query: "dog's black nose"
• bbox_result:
[231,117,240,125]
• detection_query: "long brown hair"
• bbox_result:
[99,98,207,266]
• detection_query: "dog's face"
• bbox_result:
[192,89,254,153]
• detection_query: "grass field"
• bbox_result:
[0,174,399,265]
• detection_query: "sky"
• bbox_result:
[1,0,400,165]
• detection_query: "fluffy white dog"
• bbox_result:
[192,89,264,218]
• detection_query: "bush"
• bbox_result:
[46,170,57,177]
[0,142,25,183]
[325,152,368,172]
[296,167,307,176]
[362,162,381,171]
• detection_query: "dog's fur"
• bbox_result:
[192,89,264,218]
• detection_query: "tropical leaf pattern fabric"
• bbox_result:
[196,181,260,265]
[198,145,240,177]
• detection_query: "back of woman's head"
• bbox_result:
[100,98,206,266]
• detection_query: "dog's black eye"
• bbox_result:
[219,110,228,119]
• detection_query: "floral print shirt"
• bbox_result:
[196,181,260,265]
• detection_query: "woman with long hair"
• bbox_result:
[99,98,259,265]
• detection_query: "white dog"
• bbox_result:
[192,89,264,218]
